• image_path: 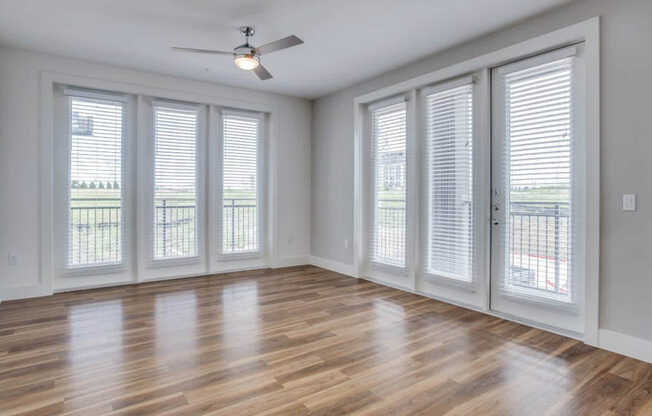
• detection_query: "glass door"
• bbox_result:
[490,45,586,334]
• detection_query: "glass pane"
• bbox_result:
[371,103,407,268]
[426,84,473,282]
[69,98,123,266]
[504,58,573,300]
[222,114,258,253]
[153,106,198,259]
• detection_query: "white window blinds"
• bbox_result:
[222,112,260,254]
[68,96,124,267]
[499,55,575,303]
[425,82,474,282]
[369,100,407,269]
[153,104,198,260]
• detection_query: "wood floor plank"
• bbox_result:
[0,265,651,415]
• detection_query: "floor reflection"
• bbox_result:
[154,290,198,357]
[221,280,260,361]
[66,298,125,394]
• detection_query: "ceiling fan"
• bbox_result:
[172,26,303,80]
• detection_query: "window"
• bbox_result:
[424,81,474,282]
[369,100,407,269]
[67,96,125,267]
[493,47,579,304]
[221,111,260,254]
[153,104,199,260]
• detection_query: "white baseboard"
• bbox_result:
[1,284,52,301]
[599,329,652,364]
[271,256,311,268]
[309,256,357,277]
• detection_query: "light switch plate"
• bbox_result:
[623,194,637,212]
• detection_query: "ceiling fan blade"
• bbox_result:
[255,35,303,55]
[253,64,273,80]
[172,47,233,56]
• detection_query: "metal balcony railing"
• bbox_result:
[154,199,196,259]
[508,202,569,295]
[372,199,570,296]
[69,197,259,264]
[222,198,257,253]
[70,197,568,296]
[374,199,407,264]
[70,202,121,265]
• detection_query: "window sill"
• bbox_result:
[423,272,476,292]
[60,263,127,277]
[369,261,408,277]
[150,256,202,268]
[218,251,263,262]
[496,286,579,313]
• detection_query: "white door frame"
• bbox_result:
[490,45,587,336]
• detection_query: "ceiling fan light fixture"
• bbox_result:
[173,26,303,80]
[234,54,259,71]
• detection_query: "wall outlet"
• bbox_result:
[344,239,349,249]
[623,194,637,212]
[7,253,17,266]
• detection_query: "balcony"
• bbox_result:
[69,198,257,265]
[374,199,406,265]
[69,200,121,266]
[222,198,257,253]
[373,200,569,296]
[508,202,569,296]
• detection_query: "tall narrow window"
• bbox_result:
[221,112,260,254]
[153,104,198,259]
[425,82,474,282]
[68,96,124,267]
[493,50,578,304]
[369,100,407,269]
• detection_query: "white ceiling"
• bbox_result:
[0,0,571,98]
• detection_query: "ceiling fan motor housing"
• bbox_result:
[240,26,255,38]
[234,45,257,56]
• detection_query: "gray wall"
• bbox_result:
[311,0,652,341]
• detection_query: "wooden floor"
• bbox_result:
[1,266,651,416]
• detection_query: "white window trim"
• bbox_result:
[63,93,128,274]
[39,71,280,294]
[216,108,266,262]
[353,17,600,345]
[52,87,137,291]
